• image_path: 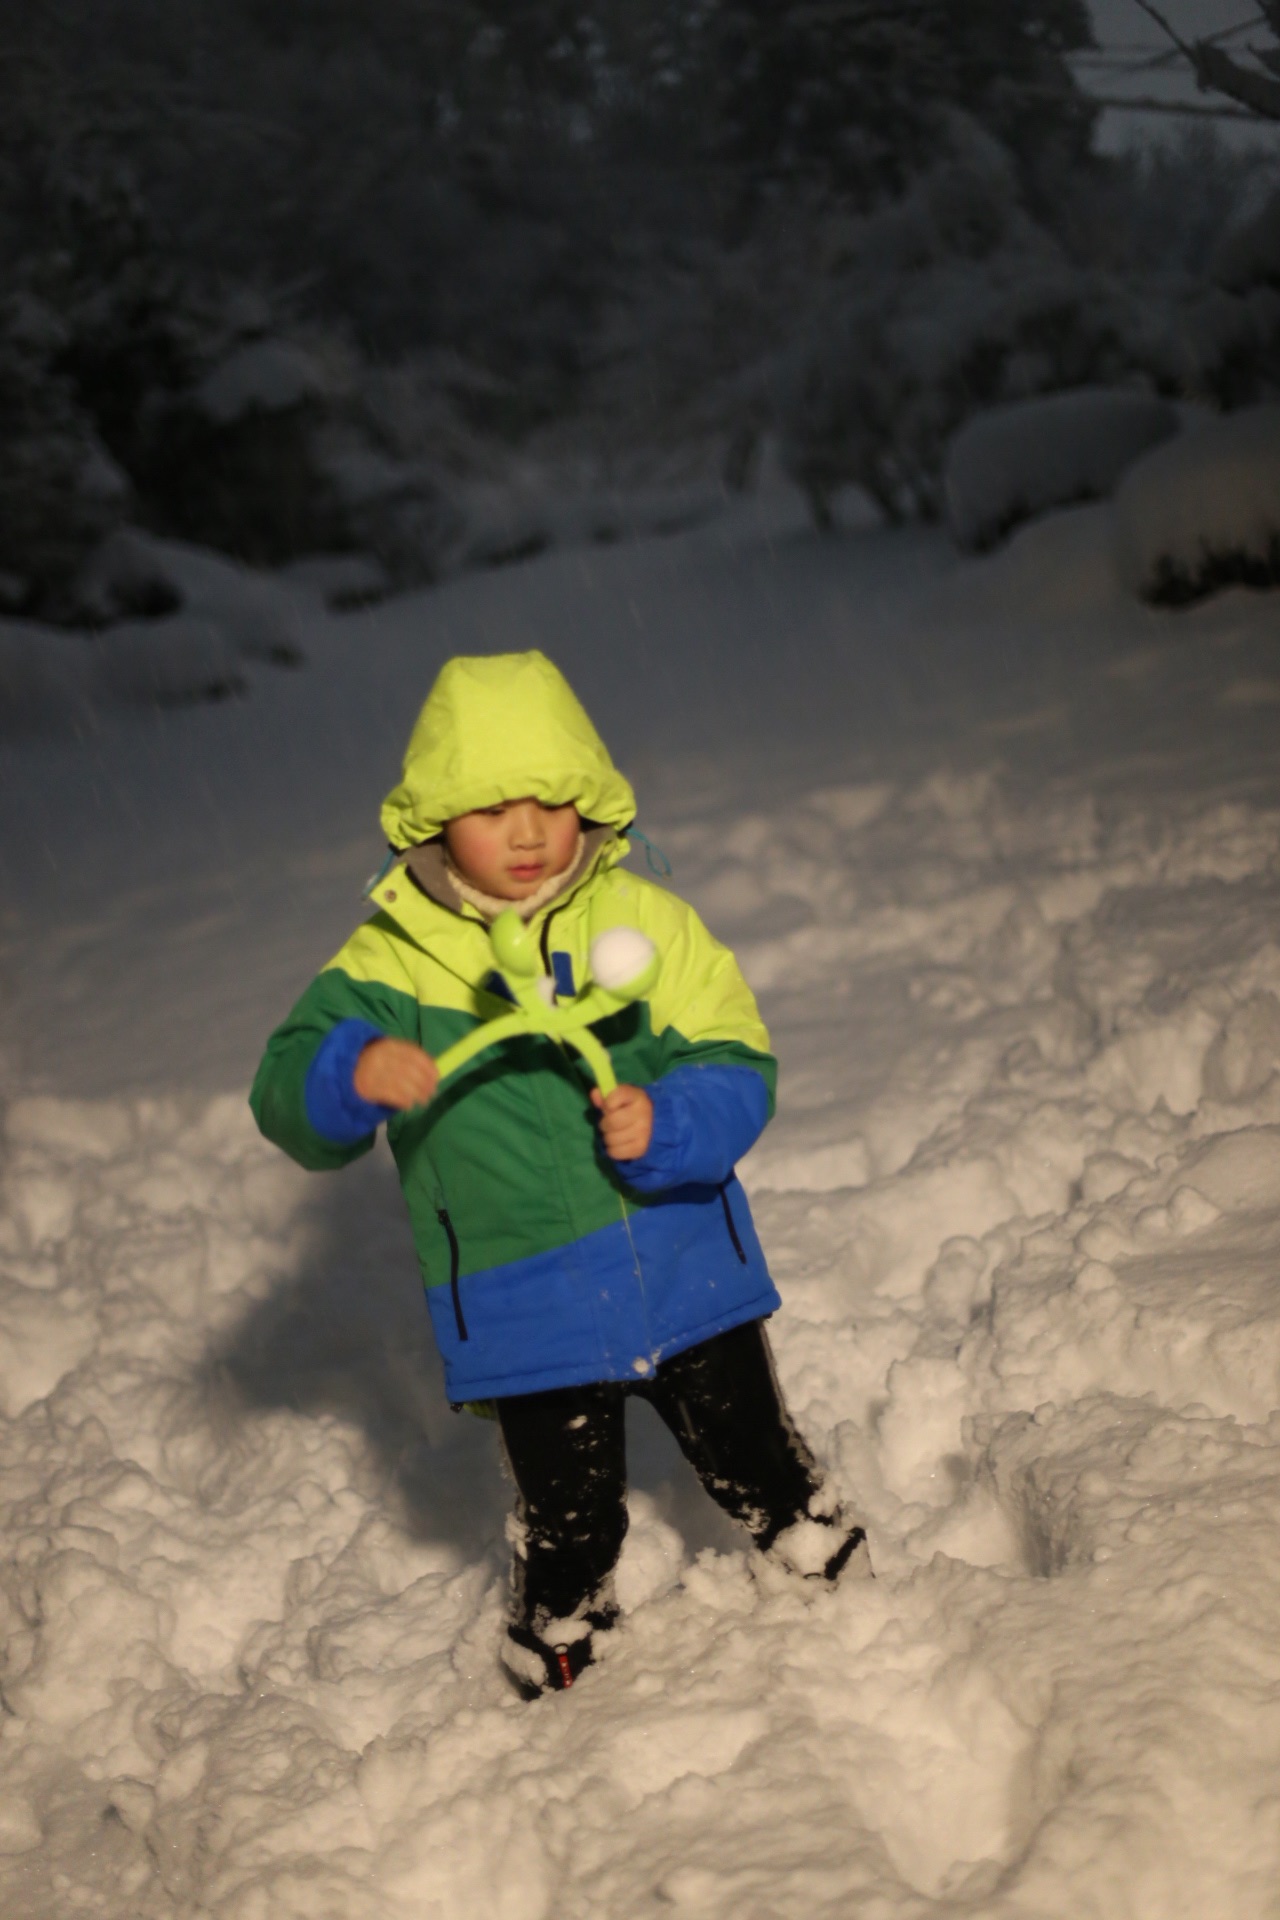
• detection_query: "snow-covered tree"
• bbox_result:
[709,0,1100,212]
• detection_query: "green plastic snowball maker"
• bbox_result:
[432,910,660,1098]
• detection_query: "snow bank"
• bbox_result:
[89,615,245,706]
[0,531,318,738]
[0,608,242,734]
[82,528,309,666]
[277,553,391,610]
[1114,406,1280,604]
[945,388,1179,551]
[458,476,724,571]
[930,499,1125,629]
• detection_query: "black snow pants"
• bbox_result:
[496,1318,823,1640]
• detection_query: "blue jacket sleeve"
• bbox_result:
[303,1018,396,1146]
[611,1064,770,1192]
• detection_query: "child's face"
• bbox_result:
[444,798,581,901]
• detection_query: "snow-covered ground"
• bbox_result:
[1,482,1279,1917]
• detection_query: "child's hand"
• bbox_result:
[354,1038,440,1110]
[590,1084,654,1161]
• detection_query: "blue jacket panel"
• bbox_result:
[304,1017,396,1144]
[426,1175,781,1402]
[614,1063,770,1191]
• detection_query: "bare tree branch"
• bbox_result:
[1075,19,1264,76]
[1127,0,1201,64]
[1193,40,1280,117]
[1126,0,1280,121]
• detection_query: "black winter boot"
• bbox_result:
[761,1507,873,1586]
[500,1602,619,1701]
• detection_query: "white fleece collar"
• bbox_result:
[442,831,589,923]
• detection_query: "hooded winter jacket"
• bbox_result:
[250,652,782,1402]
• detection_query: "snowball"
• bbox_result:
[589,926,657,992]
[945,388,1180,551]
[1114,406,1280,605]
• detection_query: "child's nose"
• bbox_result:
[509,804,545,846]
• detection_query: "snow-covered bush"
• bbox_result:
[125,300,364,570]
[755,123,1280,533]
[945,388,1180,551]
[195,340,328,425]
[0,526,323,737]
[0,135,469,602]
[316,440,466,585]
[1211,187,1280,295]
[78,529,309,667]
[1114,407,1280,605]
[769,127,1152,526]
[0,301,130,615]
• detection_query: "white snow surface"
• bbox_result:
[944,388,1179,551]
[1,481,1279,1917]
[1114,406,1280,601]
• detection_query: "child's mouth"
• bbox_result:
[507,863,544,882]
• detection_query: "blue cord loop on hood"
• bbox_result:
[626,827,672,877]
[362,848,398,898]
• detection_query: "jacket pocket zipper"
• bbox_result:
[437,1207,467,1339]
[719,1185,748,1265]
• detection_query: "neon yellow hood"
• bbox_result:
[380,651,637,849]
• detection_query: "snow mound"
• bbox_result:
[2,531,316,735]
[82,528,310,666]
[931,501,1124,630]
[278,553,391,610]
[1114,406,1280,605]
[458,477,723,572]
[945,388,1180,552]
[91,614,245,706]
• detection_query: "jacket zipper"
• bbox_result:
[720,1184,748,1265]
[437,1207,467,1339]
[540,903,589,1083]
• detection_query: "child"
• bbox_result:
[251,650,869,1698]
